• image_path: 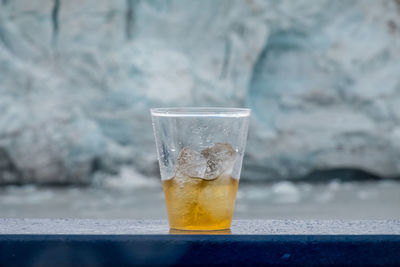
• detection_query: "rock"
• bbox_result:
[0,0,400,183]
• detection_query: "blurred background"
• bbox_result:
[0,0,399,219]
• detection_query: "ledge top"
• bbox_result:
[1,219,399,235]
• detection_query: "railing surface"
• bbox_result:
[1,219,399,266]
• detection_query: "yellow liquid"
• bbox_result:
[162,174,239,231]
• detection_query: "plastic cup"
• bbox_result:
[151,108,250,231]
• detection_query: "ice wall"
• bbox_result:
[0,0,400,183]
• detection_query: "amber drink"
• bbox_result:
[151,108,250,231]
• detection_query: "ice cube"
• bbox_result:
[174,143,237,181]
[201,143,237,180]
[175,147,207,178]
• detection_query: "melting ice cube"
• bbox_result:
[175,143,237,180]
[201,143,237,180]
[175,147,207,178]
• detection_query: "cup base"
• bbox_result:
[169,228,232,235]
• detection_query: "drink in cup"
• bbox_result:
[151,108,250,231]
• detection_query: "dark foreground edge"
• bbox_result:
[1,235,400,267]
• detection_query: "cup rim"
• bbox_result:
[150,107,251,117]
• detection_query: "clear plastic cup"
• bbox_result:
[151,108,250,231]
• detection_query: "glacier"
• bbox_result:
[0,0,400,184]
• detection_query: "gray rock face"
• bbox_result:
[0,0,400,183]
